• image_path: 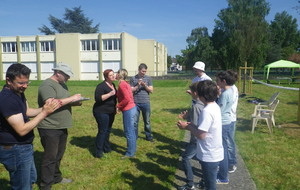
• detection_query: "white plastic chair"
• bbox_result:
[258,92,280,106]
[251,99,279,134]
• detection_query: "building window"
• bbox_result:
[23,62,37,72]
[81,62,99,72]
[21,42,36,52]
[3,62,16,71]
[2,42,17,53]
[102,61,120,72]
[41,62,55,72]
[40,41,55,52]
[103,39,121,51]
[81,40,99,51]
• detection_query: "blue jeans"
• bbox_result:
[200,160,219,190]
[217,123,233,181]
[134,103,153,140]
[182,136,197,186]
[123,106,137,156]
[93,112,115,156]
[227,121,237,166]
[0,144,37,190]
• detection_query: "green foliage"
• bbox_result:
[236,83,300,189]
[39,6,99,35]
[267,11,300,62]
[213,0,270,69]
[167,55,173,68]
[179,0,300,71]
[181,27,216,70]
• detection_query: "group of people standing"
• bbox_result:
[0,62,154,190]
[177,61,238,190]
[92,63,154,159]
[0,63,83,190]
[0,60,238,190]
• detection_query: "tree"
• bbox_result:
[212,0,270,69]
[268,11,300,61]
[182,27,215,70]
[39,6,99,35]
[167,55,173,68]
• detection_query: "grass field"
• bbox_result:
[0,79,299,190]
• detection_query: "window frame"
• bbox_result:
[102,39,121,51]
[21,42,36,52]
[81,40,99,51]
[2,42,17,53]
[40,41,55,52]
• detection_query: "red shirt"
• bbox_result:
[117,81,135,111]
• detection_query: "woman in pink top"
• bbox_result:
[116,69,137,158]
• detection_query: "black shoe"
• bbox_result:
[104,148,112,153]
[177,184,195,190]
[146,138,154,143]
[196,179,205,189]
[95,152,103,158]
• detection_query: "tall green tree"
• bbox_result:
[182,27,215,70]
[267,11,300,62]
[212,0,270,69]
[167,55,173,68]
[39,6,99,35]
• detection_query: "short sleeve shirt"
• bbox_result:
[93,81,117,114]
[196,102,223,162]
[37,78,73,129]
[130,75,153,104]
[0,86,33,144]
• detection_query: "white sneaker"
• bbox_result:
[228,165,237,173]
[177,184,195,190]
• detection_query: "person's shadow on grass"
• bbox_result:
[70,132,126,157]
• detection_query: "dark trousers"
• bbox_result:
[38,128,68,190]
[182,140,197,186]
[93,112,115,157]
[200,160,219,190]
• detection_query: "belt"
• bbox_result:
[0,145,13,149]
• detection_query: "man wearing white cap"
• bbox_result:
[37,63,82,190]
[192,61,212,83]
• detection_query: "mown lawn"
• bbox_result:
[0,79,299,190]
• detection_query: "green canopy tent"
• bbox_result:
[263,60,300,80]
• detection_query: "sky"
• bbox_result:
[0,0,299,57]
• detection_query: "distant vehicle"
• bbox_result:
[170,63,182,71]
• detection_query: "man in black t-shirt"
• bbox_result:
[0,64,59,190]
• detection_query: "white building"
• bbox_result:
[0,32,168,80]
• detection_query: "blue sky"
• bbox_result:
[0,0,299,57]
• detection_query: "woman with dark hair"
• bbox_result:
[116,69,137,159]
[93,69,117,158]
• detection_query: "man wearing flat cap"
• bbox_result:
[37,63,82,190]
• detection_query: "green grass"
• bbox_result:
[236,83,300,190]
[0,79,299,190]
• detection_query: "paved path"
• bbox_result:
[173,132,257,190]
